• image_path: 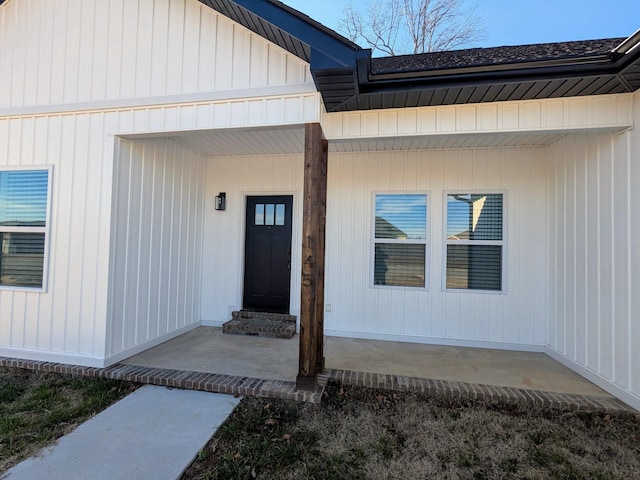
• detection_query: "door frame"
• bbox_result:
[240,191,298,315]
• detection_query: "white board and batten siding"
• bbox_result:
[0,113,114,365]
[107,137,206,363]
[0,0,313,112]
[323,94,633,140]
[546,89,640,410]
[323,148,548,349]
[0,0,321,366]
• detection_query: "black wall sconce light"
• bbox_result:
[215,192,226,211]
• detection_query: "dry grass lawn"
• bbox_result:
[0,367,137,473]
[183,383,640,480]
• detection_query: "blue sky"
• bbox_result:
[284,0,640,49]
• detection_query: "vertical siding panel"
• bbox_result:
[598,136,614,379]
[181,1,201,94]
[119,1,140,99]
[76,1,96,102]
[268,48,286,85]
[65,115,90,354]
[231,28,251,89]
[584,135,599,371]
[35,2,55,104]
[574,139,587,364]
[565,140,576,359]
[80,113,105,356]
[629,126,640,395]
[157,145,172,335]
[136,141,153,342]
[150,0,170,96]
[62,1,82,103]
[105,0,124,100]
[90,1,110,102]
[250,35,269,88]
[547,144,558,350]
[612,134,630,388]
[50,116,75,352]
[8,1,26,106]
[338,155,355,331]
[197,7,217,92]
[214,17,233,90]
[22,0,41,106]
[0,4,12,106]
[134,0,154,98]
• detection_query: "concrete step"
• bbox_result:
[222,318,296,339]
[231,310,297,324]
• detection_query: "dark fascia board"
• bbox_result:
[358,54,626,93]
[199,0,366,71]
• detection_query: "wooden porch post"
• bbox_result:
[297,122,328,390]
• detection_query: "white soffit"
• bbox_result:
[168,126,306,157]
[165,127,565,157]
[328,132,565,152]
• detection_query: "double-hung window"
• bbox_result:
[0,168,51,289]
[373,193,428,288]
[445,192,504,292]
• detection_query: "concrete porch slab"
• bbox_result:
[122,327,608,398]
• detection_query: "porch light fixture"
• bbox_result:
[215,192,226,211]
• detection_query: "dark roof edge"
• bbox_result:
[352,34,640,97]
[203,0,364,70]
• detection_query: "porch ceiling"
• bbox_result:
[167,126,567,157]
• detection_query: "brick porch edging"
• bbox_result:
[0,357,323,403]
[1,356,634,413]
[321,369,635,413]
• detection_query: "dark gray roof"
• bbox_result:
[372,38,625,75]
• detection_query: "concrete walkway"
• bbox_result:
[5,385,240,480]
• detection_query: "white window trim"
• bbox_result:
[0,165,53,293]
[441,189,507,295]
[370,191,430,290]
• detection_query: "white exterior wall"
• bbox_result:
[0,0,321,366]
[201,155,304,324]
[0,113,115,365]
[546,91,640,409]
[107,137,206,363]
[324,147,549,348]
[0,0,312,111]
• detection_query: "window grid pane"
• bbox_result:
[446,194,502,241]
[446,193,503,291]
[265,204,275,226]
[446,245,502,291]
[255,204,264,225]
[0,232,45,287]
[0,170,48,227]
[375,194,426,240]
[275,204,285,226]
[374,243,425,288]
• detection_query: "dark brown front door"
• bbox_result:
[243,195,293,313]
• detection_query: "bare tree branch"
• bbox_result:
[339,0,485,56]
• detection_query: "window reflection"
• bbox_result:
[275,204,285,226]
[255,204,264,225]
